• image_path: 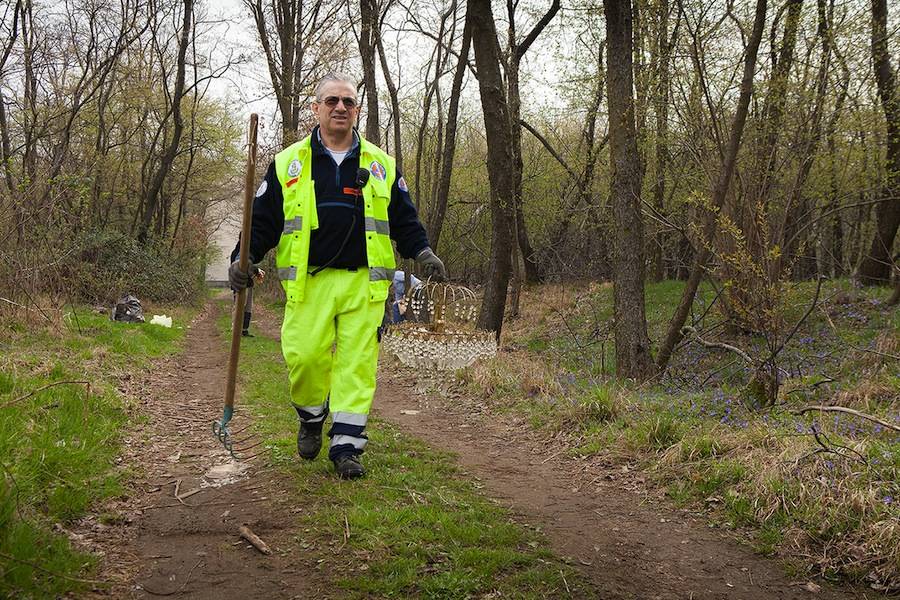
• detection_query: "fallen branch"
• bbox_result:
[681,326,752,363]
[793,405,900,433]
[0,380,91,410]
[238,524,272,555]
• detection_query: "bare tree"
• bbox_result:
[359,0,380,143]
[427,7,471,251]
[138,0,193,243]
[604,0,655,379]
[469,0,515,337]
[245,0,345,143]
[506,0,560,286]
[656,0,768,371]
[857,0,900,284]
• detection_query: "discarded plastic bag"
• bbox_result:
[149,314,172,328]
[111,294,144,323]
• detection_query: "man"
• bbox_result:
[229,73,446,479]
[390,270,421,323]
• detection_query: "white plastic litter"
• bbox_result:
[149,314,173,328]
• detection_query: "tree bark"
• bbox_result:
[656,0,768,371]
[138,0,192,243]
[469,0,515,337]
[506,0,559,285]
[359,0,380,144]
[375,13,403,172]
[428,10,471,251]
[858,0,900,284]
[604,0,655,380]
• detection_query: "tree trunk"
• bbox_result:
[505,0,559,286]
[359,0,380,144]
[375,23,403,172]
[469,0,515,337]
[858,0,900,284]
[428,11,471,251]
[604,0,655,380]
[650,0,675,281]
[656,0,768,371]
[138,0,192,243]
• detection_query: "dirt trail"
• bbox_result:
[80,299,329,599]
[80,298,883,599]
[373,375,881,600]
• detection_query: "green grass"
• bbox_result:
[0,307,191,598]
[220,303,592,598]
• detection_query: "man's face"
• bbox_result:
[312,81,358,137]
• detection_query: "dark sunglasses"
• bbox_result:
[320,95,358,109]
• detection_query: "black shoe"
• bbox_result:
[296,423,323,460]
[333,453,365,479]
[241,330,253,337]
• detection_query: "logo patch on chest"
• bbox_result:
[287,159,302,178]
[369,161,386,181]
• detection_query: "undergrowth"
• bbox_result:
[462,279,899,592]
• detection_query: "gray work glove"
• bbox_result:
[228,260,259,291]
[416,247,447,282]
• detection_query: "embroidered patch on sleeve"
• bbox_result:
[369,161,386,181]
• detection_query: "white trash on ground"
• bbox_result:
[149,314,173,328]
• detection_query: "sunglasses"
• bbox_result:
[319,95,358,109]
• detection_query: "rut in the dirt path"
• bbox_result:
[374,375,884,600]
[83,298,329,600]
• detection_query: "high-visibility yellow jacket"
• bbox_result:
[274,135,398,304]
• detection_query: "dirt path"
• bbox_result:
[373,374,882,600]
[78,298,883,599]
[80,299,330,599]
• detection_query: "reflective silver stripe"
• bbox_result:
[332,412,367,427]
[283,216,303,234]
[364,216,390,235]
[330,434,368,450]
[278,266,297,281]
[369,267,395,282]
[295,403,327,418]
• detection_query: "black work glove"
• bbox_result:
[228,260,259,291]
[415,247,447,282]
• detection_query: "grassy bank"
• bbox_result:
[461,279,899,592]
[0,305,193,598]
[220,302,590,598]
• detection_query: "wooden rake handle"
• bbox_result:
[224,114,259,415]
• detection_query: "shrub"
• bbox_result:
[66,227,210,304]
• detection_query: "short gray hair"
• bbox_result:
[315,72,358,101]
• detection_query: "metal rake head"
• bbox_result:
[212,408,265,460]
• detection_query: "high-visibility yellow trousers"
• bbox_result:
[281,268,384,459]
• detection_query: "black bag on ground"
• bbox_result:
[111,294,145,323]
